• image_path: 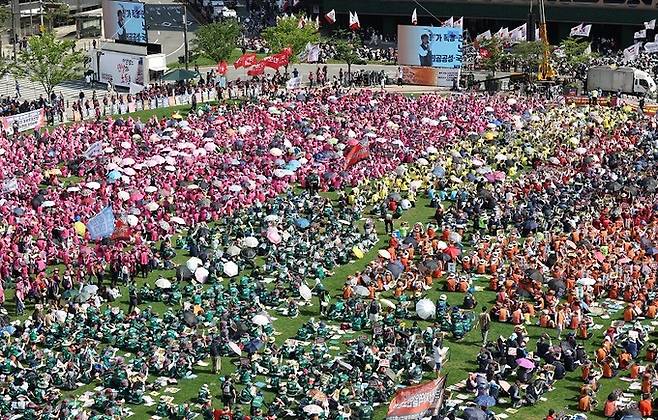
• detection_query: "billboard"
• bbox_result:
[103,0,147,43]
[99,50,145,88]
[401,66,461,88]
[397,25,463,69]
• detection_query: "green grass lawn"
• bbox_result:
[16,99,645,420]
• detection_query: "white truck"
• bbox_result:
[586,66,656,97]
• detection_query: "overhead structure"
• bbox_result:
[536,0,556,80]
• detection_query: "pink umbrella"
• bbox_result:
[266,228,281,244]
[130,192,144,202]
[516,358,535,369]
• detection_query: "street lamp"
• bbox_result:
[96,50,104,82]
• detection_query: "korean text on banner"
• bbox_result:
[1,109,45,133]
[86,206,116,240]
[397,25,463,69]
[386,377,445,420]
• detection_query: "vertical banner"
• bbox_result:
[386,377,446,420]
[1,109,46,132]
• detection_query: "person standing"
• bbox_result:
[478,306,491,345]
[210,336,221,374]
[15,80,20,98]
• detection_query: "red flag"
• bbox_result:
[261,52,289,70]
[324,9,336,24]
[111,220,132,241]
[234,52,257,69]
[344,143,370,168]
[217,60,228,75]
[479,48,491,58]
[349,11,360,30]
[247,61,265,76]
[282,47,293,57]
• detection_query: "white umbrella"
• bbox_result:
[195,267,209,283]
[54,310,67,323]
[67,186,80,192]
[123,167,137,176]
[145,186,158,193]
[354,285,370,297]
[126,214,138,227]
[264,215,279,222]
[186,257,202,273]
[299,284,312,301]
[41,201,55,208]
[145,202,159,212]
[228,341,242,356]
[303,405,324,415]
[120,141,131,149]
[416,157,429,166]
[416,299,436,320]
[223,261,239,277]
[121,157,136,166]
[155,278,172,289]
[400,199,412,210]
[244,237,259,248]
[426,146,438,154]
[165,165,176,172]
[270,147,283,157]
[575,147,587,155]
[380,298,396,309]
[228,184,242,192]
[507,98,517,105]
[227,245,241,257]
[118,191,130,201]
[577,277,596,286]
[436,241,448,250]
[85,181,101,190]
[449,232,462,243]
[378,249,391,260]
[170,216,186,225]
[252,314,270,326]
[158,220,170,231]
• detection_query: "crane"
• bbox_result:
[536,0,556,80]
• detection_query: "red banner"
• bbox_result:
[234,53,257,69]
[281,47,293,57]
[262,52,289,70]
[217,60,228,75]
[386,377,445,420]
[344,143,370,169]
[247,61,266,76]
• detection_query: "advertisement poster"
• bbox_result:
[397,25,463,69]
[1,109,45,133]
[386,377,446,420]
[102,0,147,43]
[99,51,145,88]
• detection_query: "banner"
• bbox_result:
[1,109,45,133]
[570,23,592,37]
[99,50,145,88]
[624,43,641,61]
[1,178,18,195]
[386,377,446,420]
[345,142,370,168]
[84,141,103,159]
[645,42,658,53]
[87,206,116,240]
[397,25,463,69]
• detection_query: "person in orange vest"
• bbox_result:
[646,343,657,362]
[618,349,632,371]
[578,390,596,412]
[630,362,641,380]
[603,393,618,418]
[342,283,353,299]
[601,356,617,378]
[624,303,636,322]
[639,393,653,417]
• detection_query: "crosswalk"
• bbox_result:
[0,74,99,105]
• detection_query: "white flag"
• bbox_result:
[84,141,104,160]
[645,42,658,53]
[349,11,360,30]
[510,23,527,43]
[286,77,301,90]
[634,29,647,40]
[129,83,144,94]
[476,30,492,42]
[453,17,463,29]
[495,27,509,39]
[307,44,320,62]
[411,8,417,25]
[324,9,335,24]
[535,26,540,40]
[624,43,641,61]
[570,23,591,37]
[645,19,656,30]
[442,16,453,28]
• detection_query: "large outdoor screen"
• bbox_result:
[397,25,463,68]
[103,0,147,44]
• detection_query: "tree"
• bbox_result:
[479,38,507,76]
[261,14,319,58]
[0,5,10,58]
[43,1,70,31]
[510,41,544,73]
[14,32,85,97]
[556,38,597,69]
[192,20,240,64]
[331,29,364,80]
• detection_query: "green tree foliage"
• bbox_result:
[43,1,70,31]
[557,38,597,68]
[510,41,544,72]
[331,29,364,77]
[479,38,506,75]
[192,20,240,63]
[14,32,85,97]
[261,14,319,58]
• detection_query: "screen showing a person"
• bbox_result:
[398,25,463,68]
[103,0,147,44]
